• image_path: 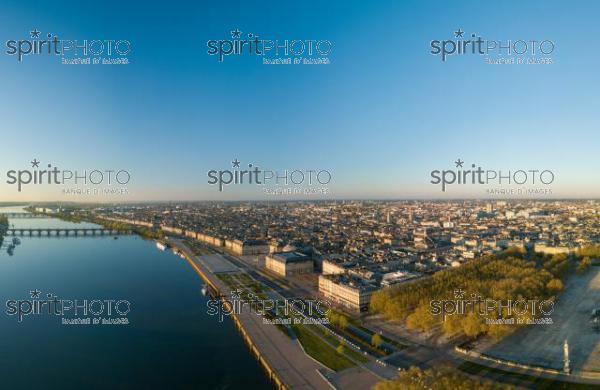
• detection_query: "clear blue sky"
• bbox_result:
[0,0,598,201]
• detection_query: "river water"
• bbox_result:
[0,207,271,389]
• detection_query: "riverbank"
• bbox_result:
[0,210,271,389]
[0,214,7,246]
[168,238,333,390]
[27,210,162,240]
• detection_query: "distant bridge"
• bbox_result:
[0,213,51,219]
[6,228,132,236]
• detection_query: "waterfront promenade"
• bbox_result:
[169,238,333,390]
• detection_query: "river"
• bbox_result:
[0,207,272,389]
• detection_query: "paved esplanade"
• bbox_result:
[170,239,333,390]
[483,267,600,376]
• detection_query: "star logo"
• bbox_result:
[454,28,464,38]
[454,158,464,168]
[230,29,241,39]
[31,159,40,168]
[230,289,242,299]
[30,289,41,299]
[454,289,465,299]
[232,158,241,168]
[30,29,41,38]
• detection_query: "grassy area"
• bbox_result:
[184,240,212,255]
[326,309,401,355]
[459,361,600,389]
[236,273,268,293]
[317,327,370,364]
[343,317,407,351]
[216,272,269,296]
[263,309,290,334]
[286,308,370,365]
[216,273,241,289]
[219,271,365,369]
[291,324,355,371]
[337,326,388,357]
[329,308,361,327]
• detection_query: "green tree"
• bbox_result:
[577,257,592,274]
[369,249,567,338]
[578,245,600,258]
[371,333,383,349]
[546,278,564,293]
[370,290,390,313]
[461,312,486,338]
[338,314,349,330]
[406,304,435,332]
[327,311,339,327]
[442,315,462,336]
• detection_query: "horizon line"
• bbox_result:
[1,197,598,205]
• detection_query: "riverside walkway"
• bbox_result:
[169,238,333,390]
